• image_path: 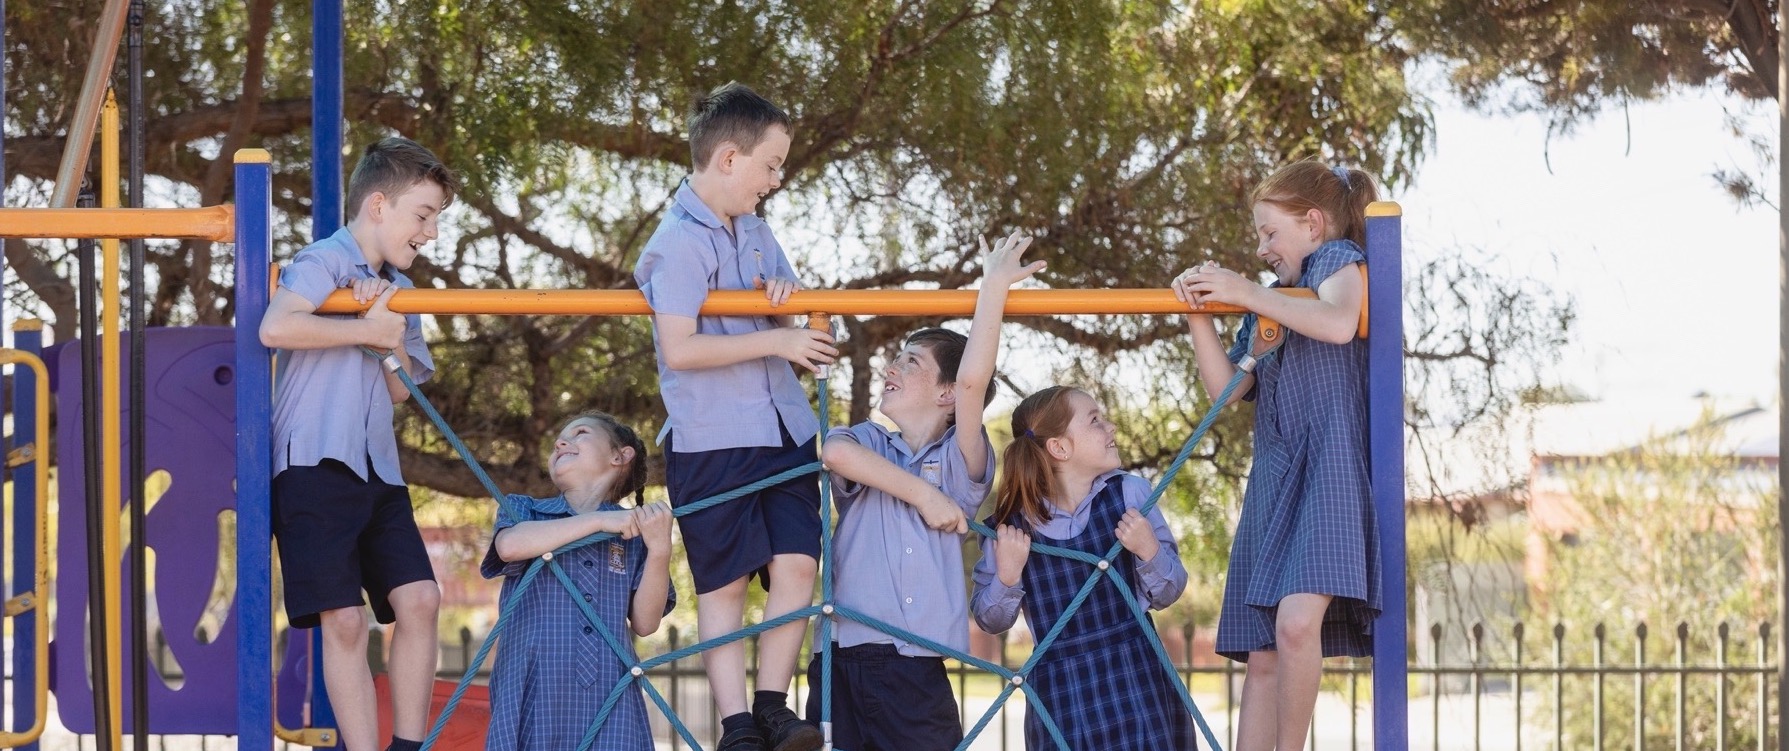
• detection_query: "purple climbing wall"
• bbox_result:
[53,327,240,733]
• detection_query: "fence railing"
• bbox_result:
[413,619,1780,751]
[41,620,1776,749]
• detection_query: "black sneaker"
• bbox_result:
[718,725,767,751]
[754,704,823,751]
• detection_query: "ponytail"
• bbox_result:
[991,386,1081,527]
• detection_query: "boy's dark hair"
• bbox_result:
[689,82,792,171]
[345,136,459,221]
[905,327,998,411]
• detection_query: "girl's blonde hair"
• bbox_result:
[991,386,1083,527]
[1251,160,1381,248]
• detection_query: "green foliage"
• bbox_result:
[4,0,1439,498]
[1537,415,1778,749]
[1389,0,1777,123]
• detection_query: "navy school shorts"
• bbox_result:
[665,423,821,595]
[271,459,436,629]
[805,643,964,751]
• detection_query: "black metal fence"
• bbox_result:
[54,618,1782,749]
[422,619,1778,750]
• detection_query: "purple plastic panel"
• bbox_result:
[54,327,241,733]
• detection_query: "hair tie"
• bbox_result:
[1023,429,1036,439]
[1331,165,1352,191]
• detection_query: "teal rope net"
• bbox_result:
[363,332,1270,751]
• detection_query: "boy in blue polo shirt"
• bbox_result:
[807,231,1039,750]
[634,82,835,751]
[259,136,458,751]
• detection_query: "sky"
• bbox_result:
[1400,87,1780,409]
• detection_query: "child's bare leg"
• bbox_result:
[1235,651,1279,751]
[1273,593,1333,751]
[699,578,751,716]
[318,606,377,751]
[755,553,818,692]
[384,580,442,740]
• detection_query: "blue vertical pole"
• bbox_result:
[235,149,275,751]
[310,0,346,738]
[13,321,42,751]
[1365,203,1407,749]
[312,0,343,237]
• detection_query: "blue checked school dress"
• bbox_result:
[481,495,677,751]
[1012,480,1197,750]
[1215,240,1381,662]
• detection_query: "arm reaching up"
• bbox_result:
[955,230,1042,474]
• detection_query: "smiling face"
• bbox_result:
[1052,390,1121,475]
[1252,200,1324,286]
[723,124,789,217]
[368,179,448,271]
[878,341,948,421]
[549,416,628,492]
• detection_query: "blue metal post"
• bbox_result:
[312,0,343,237]
[1365,204,1407,749]
[234,150,275,751]
[310,0,346,736]
[13,322,41,751]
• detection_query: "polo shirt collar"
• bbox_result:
[867,421,959,460]
[326,226,397,280]
[531,494,575,516]
[674,179,766,233]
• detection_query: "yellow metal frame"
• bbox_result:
[99,92,126,749]
[0,348,53,747]
[273,720,337,747]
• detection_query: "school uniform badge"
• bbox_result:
[607,540,627,573]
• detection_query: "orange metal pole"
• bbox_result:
[314,288,1308,317]
[0,206,235,241]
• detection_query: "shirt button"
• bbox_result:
[583,560,594,568]
[905,547,913,554]
[904,597,913,604]
[584,594,593,603]
[583,626,593,634]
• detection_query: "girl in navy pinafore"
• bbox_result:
[482,412,676,751]
[1174,161,1383,751]
[972,386,1197,749]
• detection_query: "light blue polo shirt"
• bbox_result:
[633,180,820,452]
[271,226,435,484]
[821,422,994,657]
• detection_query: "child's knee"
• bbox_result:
[699,579,749,610]
[1245,651,1278,679]
[319,608,370,647]
[390,580,441,621]
[1274,608,1324,651]
[768,553,817,582]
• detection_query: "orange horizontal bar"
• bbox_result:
[313,287,1316,317]
[0,206,235,242]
